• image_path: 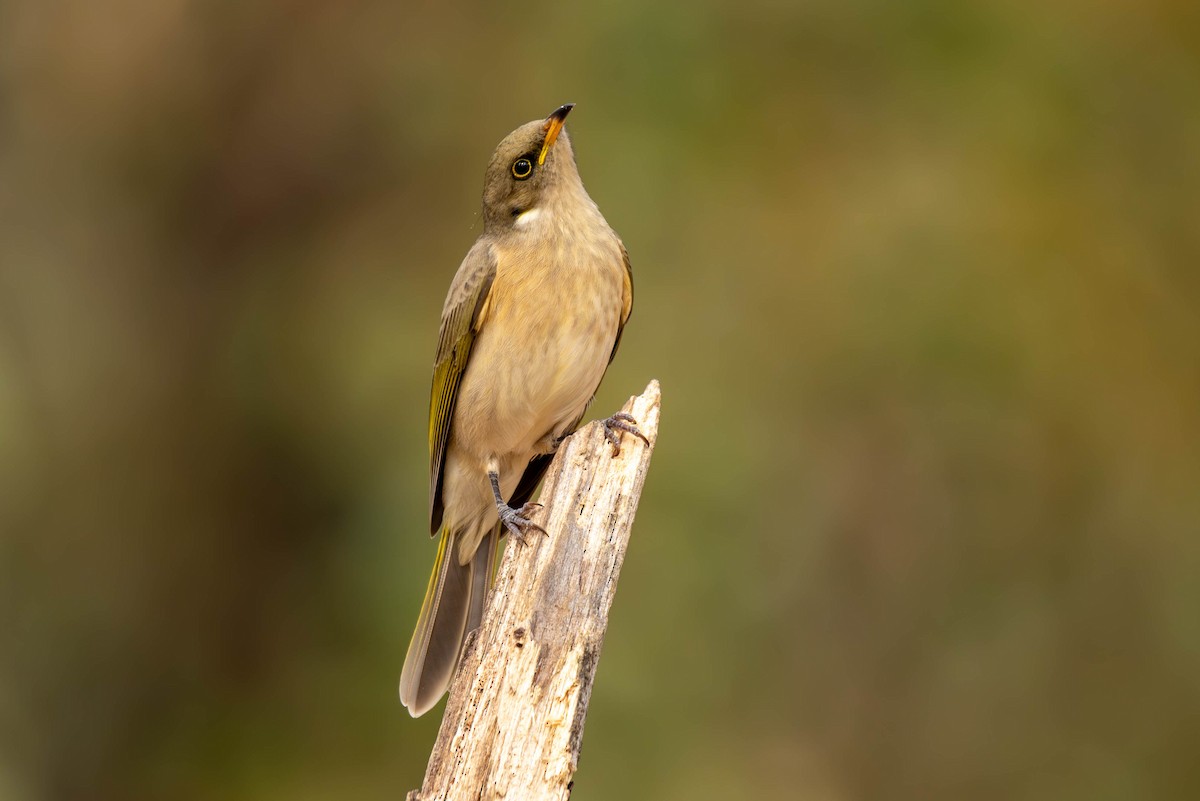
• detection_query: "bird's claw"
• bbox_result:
[602,411,650,456]
[498,502,546,545]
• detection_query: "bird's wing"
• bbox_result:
[608,242,634,365]
[428,241,497,534]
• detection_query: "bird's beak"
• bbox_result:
[538,103,575,165]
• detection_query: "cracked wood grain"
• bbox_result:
[407,380,661,801]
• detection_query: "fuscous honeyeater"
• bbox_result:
[399,104,644,717]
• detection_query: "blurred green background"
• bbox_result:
[2,1,1199,799]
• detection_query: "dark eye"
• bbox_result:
[511,157,533,180]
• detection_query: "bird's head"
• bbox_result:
[480,103,580,230]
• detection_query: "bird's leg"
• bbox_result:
[488,468,546,544]
[602,411,650,456]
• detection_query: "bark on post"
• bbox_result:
[407,380,661,801]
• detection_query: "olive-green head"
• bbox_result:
[480,103,581,230]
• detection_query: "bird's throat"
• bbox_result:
[513,207,545,228]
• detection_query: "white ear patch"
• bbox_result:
[514,207,544,228]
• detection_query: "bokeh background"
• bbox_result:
[2,1,1199,799]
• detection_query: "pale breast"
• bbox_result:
[452,222,624,462]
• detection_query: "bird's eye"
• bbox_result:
[511,157,534,180]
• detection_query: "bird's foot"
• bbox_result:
[602,411,650,456]
[498,501,546,545]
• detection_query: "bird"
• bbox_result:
[399,103,646,717]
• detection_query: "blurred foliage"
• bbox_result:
[2,1,1199,799]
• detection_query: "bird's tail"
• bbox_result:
[399,524,500,717]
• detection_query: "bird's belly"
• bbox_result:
[451,257,619,453]
[454,315,614,460]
